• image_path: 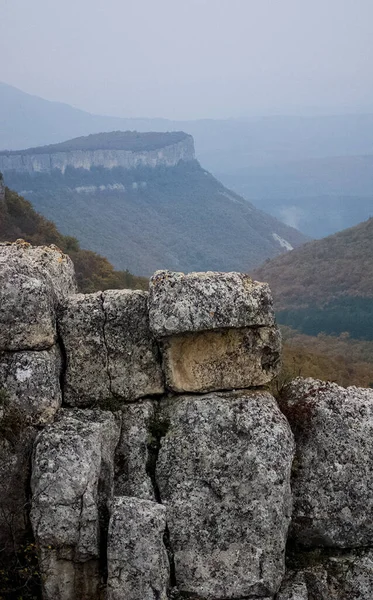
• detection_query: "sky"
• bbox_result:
[2,0,373,120]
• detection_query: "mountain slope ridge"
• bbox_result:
[253,218,373,339]
[3,131,308,276]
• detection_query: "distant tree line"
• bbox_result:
[277,297,373,340]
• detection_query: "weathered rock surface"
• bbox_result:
[0,241,76,351]
[156,391,295,599]
[148,270,275,338]
[59,292,110,406]
[60,290,164,407]
[279,550,373,600]
[280,377,373,548]
[30,409,120,600]
[114,400,156,500]
[162,326,281,393]
[0,426,37,555]
[277,572,309,600]
[103,290,164,400]
[107,497,169,600]
[0,346,62,424]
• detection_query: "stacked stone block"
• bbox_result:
[0,241,76,558]
[277,377,373,599]
[2,247,373,600]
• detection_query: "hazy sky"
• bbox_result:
[2,0,373,119]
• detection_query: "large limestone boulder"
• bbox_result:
[156,390,295,599]
[114,400,156,501]
[278,550,373,599]
[59,290,164,407]
[148,270,275,338]
[103,290,164,399]
[30,409,120,600]
[107,497,169,600]
[58,292,110,406]
[0,346,62,424]
[0,241,76,351]
[162,326,281,393]
[280,378,373,548]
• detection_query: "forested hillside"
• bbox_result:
[4,157,308,276]
[253,218,373,339]
[0,179,147,293]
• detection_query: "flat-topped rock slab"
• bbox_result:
[148,270,275,338]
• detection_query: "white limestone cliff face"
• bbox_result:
[2,246,373,600]
[0,137,195,174]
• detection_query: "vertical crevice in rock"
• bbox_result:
[146,407,177,591]
[100,292,114,400]
[98,460,111,586]
[56,317,67,406]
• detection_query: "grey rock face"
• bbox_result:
[0,427,37,555]
[0,136,195,175]
[162,326,281,393]
[115,400,156,500]
[0,241,76,351]
[280,377,373,548]
[59,292,110,406]
[107,497,169,600]
[60,290,164,407]
[30,409,120,600]
[103,290,164,400]
[280,551,373,600]
[277,572,309,600]
[0,346,62,424]
[148,270,275,338]
[156,391,295,599]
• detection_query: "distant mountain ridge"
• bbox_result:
[253,218,373,340]
[0,131,194,174]
[2,81,373,238]
[3,131,308,276]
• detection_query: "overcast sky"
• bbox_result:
[2,0,373,119]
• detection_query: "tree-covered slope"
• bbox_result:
[0,179,147,293]
[4,159,308,276]
[253,218,373,339]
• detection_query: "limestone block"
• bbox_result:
[162,326,281,393]
[59,292,110,406]
[156,391,295,599]
[107,497,169,600]
[280,551,373,600]
[148,270,275,338]
[114,400,156,500]
[280,378,373,548]
[0,241,76,351]
[103,290,164,400]
[59,290,164,407]
[0,345,62,424]
[30,409,120,600]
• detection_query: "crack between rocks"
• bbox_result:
[100,292,114,400]
[1,344,56,354]
[145,406,177,594]
[56,318,67,406]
